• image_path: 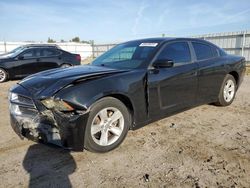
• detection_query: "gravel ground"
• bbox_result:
[0,76,249,188]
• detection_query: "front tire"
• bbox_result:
[215,74,236,106]
[0,68,8,83]
[84,97,131,153]
[60,63,71,68]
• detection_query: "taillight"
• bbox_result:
[76,54,81,61]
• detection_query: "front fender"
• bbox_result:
[54,76,133,109]
[54,70,148,126]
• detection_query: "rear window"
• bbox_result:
[219,49,227,56]
[40,48,60,57]
[192,42,218,60]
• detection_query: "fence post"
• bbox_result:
[4,41,7,53]
[242,31,246,57]
[91,40,95,59]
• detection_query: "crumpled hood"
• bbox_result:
[19,65,128,98]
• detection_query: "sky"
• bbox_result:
[0,0,250,43]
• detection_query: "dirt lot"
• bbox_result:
[0,76,250,188]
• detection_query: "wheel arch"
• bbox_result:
[92,93,135,129]
[0,66,8,73]
[228,71,239,86]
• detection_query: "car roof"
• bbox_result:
[126,37,210,43]
[21,44,61,49]
[122,37,219,49]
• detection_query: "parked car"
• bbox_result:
[0,44,60,57]
[9,38,246,152]
[0,44,81,82]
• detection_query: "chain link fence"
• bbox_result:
[93,31,250,64]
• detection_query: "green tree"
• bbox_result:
[47,37,56,43]
[71,37,80,42]
[81,40,90,44]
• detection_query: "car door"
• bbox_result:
[191,42,227,104]
[36,48,61,72]
[147,41,198,119]
[15,49,39,77]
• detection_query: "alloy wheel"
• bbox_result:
[90,107,124,146]
[0,69,7,82]
[223,79,235,102]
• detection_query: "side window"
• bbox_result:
[22,49,40,59]
[41,48,60,57]
[34,49,41,57]
[157,42,191,63]
[22,49,36,59]
[192,42,217,60]
[211,47,219,57]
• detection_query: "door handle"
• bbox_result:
[148,68,159,74]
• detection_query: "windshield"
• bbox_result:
[9,46,24,54]
[92,41,158,69]
[0,46,24,57]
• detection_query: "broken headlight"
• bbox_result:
[9,92,34,106]
[41,99,74,111]
[9,92,18,102]
[9,103,22,115]
[9,92,36,116]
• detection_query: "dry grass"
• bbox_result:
[0,77,250,187]
[246,65,250,75]
[81,57,95,65]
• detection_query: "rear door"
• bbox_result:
[147,41,198,119]
[191,42,227,103]
[16,49,39,76]
[35,48,61,72]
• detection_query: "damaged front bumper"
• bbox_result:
[9,84,89,151]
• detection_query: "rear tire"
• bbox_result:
[0,68,8,83]
[215,74,236,106]
[84,97,131,153]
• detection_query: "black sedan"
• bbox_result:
[9,38,246,153]
[0,45,81,82]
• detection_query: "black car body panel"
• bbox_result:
[0,46,81,80]
[9,38,246,151]
[20,65,129,98]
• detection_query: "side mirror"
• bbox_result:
[18,55,24,60]
[153,59,174,68]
